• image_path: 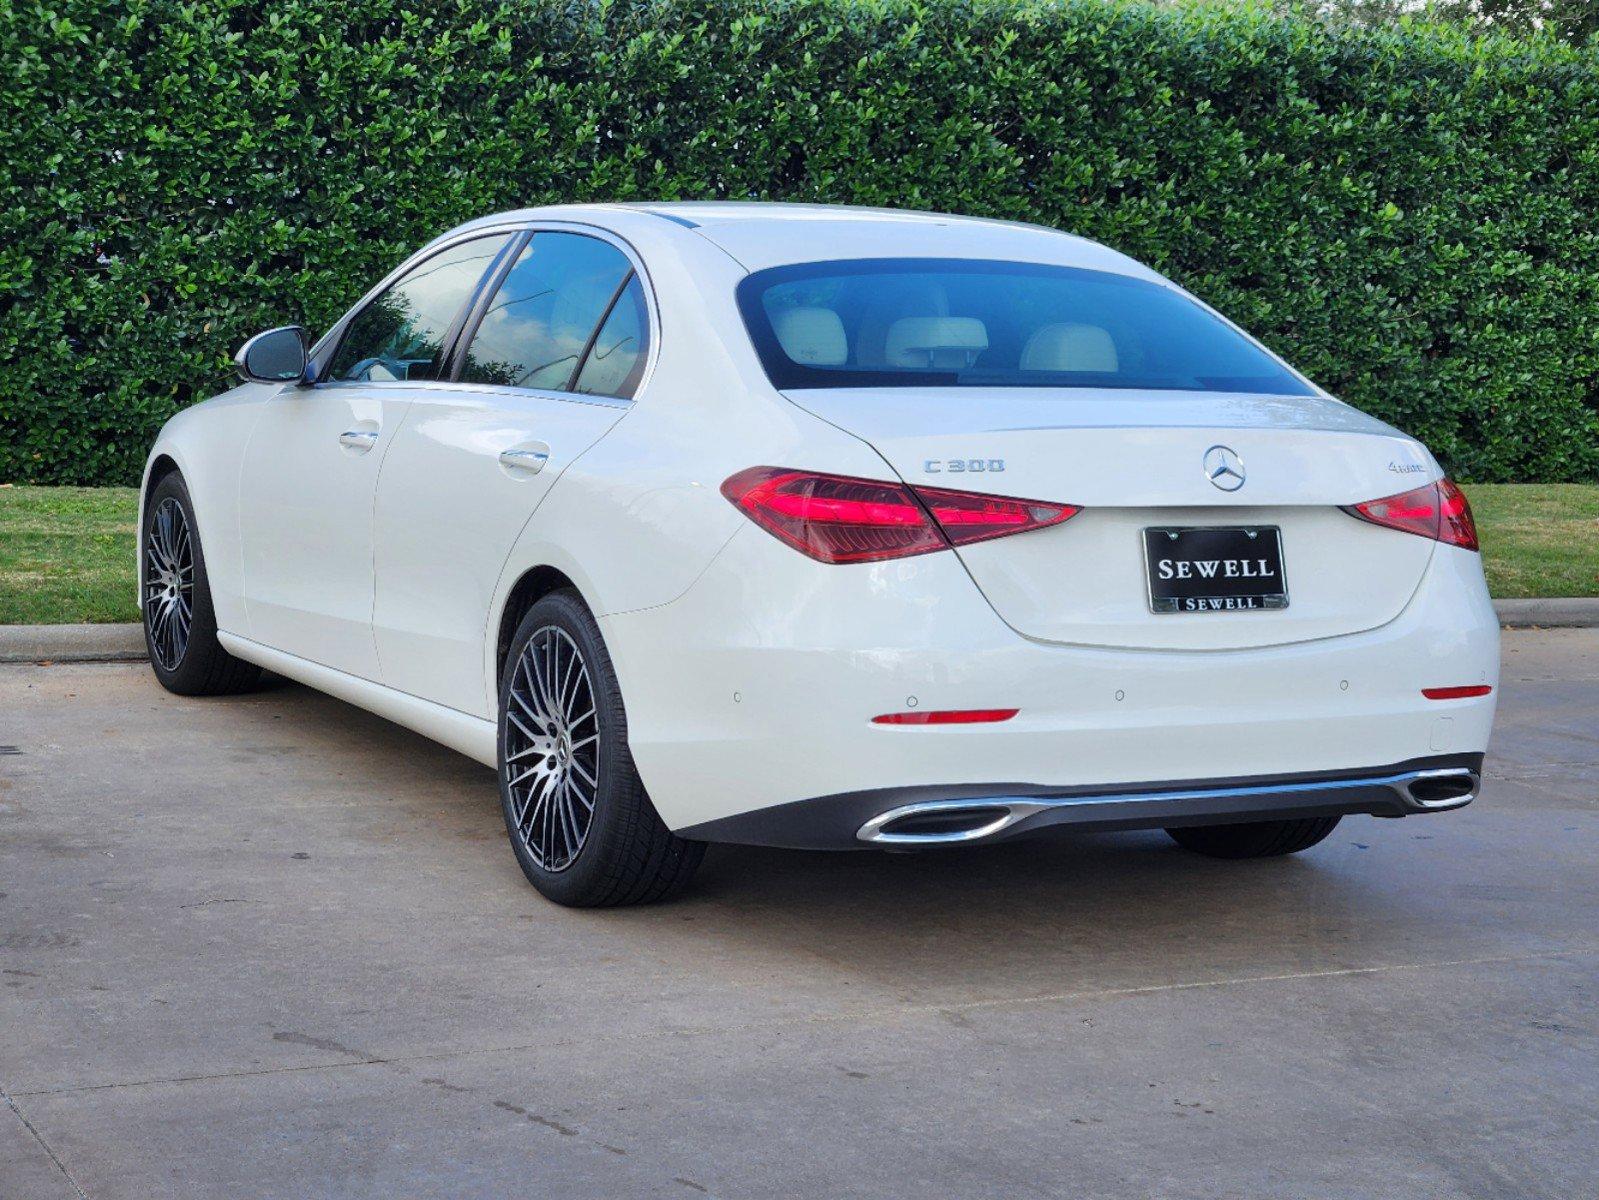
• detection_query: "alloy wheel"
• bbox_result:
[144,497,195,671]
[503,625,600,872]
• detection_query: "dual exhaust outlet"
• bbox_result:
[855,767,1481,846]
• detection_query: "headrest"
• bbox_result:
[883,317,988,369]
[1020,323,1118,373]
[771,306,848,366]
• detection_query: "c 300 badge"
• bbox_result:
[924,458,1004,474]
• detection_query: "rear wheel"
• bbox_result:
[497,590,704,907]
[142,472,261,696]
[1165,816,1340,859]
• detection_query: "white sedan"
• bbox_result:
[140,203,1499,906]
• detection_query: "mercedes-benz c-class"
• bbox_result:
[139,203,1499,905]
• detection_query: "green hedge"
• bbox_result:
[3,0,1597,484]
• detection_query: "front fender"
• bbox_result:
[137,384,274,635]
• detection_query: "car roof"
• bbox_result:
[441,202,1161,282]
[627,200,1011,228]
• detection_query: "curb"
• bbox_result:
[1492,598,1599,629]
[2,602,1597,664]
[0,623,147,663]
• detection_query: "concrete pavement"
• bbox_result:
[2,630,1596,1199]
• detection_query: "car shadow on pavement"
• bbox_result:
[662,833,1431,986]
[228,673,1502,996]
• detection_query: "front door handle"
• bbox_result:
[339,429,379,453]
[499,445,550,474]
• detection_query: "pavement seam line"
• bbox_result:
[12,945,1595,1100]
[2,1081,90,1199]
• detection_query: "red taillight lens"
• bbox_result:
[913,484,1079,548]
[1436,479,1479,550]
[1343,478,1479,551]
[721,467,1078,564]
[720,467,946,563]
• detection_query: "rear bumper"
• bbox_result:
[600,526,1499,836]
[677,753,1478,849]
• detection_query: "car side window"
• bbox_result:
[327,234,512,383]
[458,232,634,391]
[573,275,649,399]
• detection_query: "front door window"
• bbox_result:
[328,234,513,382]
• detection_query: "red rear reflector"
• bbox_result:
[1422,685,1493,700]
[1343,478,1479,551]
[721,467,1078,564]
[872,708,1019,725]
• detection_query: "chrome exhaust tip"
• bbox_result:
[1401,768,1479,809]
[857,800,1042,846]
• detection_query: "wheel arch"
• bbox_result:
[492,564,586,689]
[136,453,185,607]
[144,452,182,495]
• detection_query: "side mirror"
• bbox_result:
[235,326,309,384]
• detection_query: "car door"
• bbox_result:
[237,232,516,678]
[372,228,651,716]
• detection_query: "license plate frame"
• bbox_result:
[1142,526,1289,614]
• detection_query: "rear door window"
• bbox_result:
[573,275,649,399]
[458,232,635,391]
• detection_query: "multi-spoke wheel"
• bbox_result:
[504,626,600,872]
[144,497,194,671]
[141,472,261,696]
[497,590,704,906]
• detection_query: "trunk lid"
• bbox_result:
[785,388,1439,650]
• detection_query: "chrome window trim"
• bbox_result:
[314,377,634,412]
[310,218,660,406]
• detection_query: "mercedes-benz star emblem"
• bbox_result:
[1203,444,1246,492]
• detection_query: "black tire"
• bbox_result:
[142,472,262,696]
[497,590,704,907]
[1165,816,1341,859]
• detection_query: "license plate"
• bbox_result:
[1143,526,1288,614]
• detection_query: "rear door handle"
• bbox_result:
[499,445,550,474]
[339,429,379,452]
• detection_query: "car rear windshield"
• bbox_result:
[736,258,1313,395]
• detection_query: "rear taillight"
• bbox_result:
[1343,478,1478,551]
[720,468,945,563]
[720,467,1078,564]
[914,484,1079,548]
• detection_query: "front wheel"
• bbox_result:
[142,472,261,696]
[497,590,704,907]
[1165,816,1341,859]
